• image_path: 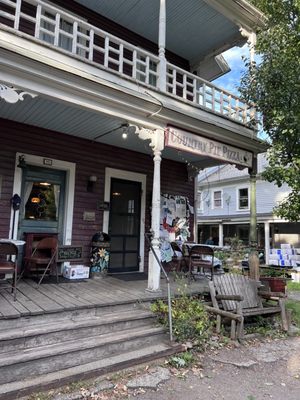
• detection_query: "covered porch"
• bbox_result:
[0,275,208,319]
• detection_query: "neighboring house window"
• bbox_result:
[213,190,222,208]
[238,188,249,210]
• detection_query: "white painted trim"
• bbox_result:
[10,152,75,245]
[103,168,146,272]
[212,189,223,209]
[236,185,250,211]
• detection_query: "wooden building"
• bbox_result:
[0,0,266,291]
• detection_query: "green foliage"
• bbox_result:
[151,295,212,349]
[287,281,300,291]
[215,236,248,271]
[244,315,287,338]
[260,267,288,277]
[240,0,300,222]
[286,299,300,328]
[168,351,196,369]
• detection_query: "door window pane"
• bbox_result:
[24,182,60,221]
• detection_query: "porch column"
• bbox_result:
[218,223,224,247]
[148,129,165,291]
[158,0,167,91]
[134,126,165,291]
[264,221,270,265]
[248,156,260,280]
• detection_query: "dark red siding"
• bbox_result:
[0,119,194,268]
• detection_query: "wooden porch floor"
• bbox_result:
[0,276,209,320]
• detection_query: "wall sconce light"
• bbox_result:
[87,175,97,192]
[17,155,27,169]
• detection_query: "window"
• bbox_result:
[24,182,60,221]
[213,190,222,208]
[238,188,249,210]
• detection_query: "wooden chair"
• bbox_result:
[0,242,18,301]
[187,245,214,281]
[206,273,289,340]
[24,237,58,286]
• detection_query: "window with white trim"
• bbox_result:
[238,187,249,210]
[213,190,222,208]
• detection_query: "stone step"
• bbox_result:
[0,309,156,353]
[0,325,167,385]
[0,342,184,400]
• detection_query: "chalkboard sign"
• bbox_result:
[57,246,83,261]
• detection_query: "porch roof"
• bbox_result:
[74,0,265,68]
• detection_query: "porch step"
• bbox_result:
[0,325,167,385]
[0,300,181,399]
[0,309,155,353]
[0,342,184,400]
[0,300,149,330]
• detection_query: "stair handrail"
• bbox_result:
[145,232,173,342]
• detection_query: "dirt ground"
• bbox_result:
[129,336,300,400]
[42,336,300,400]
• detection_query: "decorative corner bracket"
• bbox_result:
[134,126,165,152]
[0,84,37,104]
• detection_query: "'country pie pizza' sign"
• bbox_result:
[165,127,253,168]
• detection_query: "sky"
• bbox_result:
[213,44,249,95]
[214,45,267,141]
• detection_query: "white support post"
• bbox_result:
[134,126,165,291]
[264,221,270,265]
[148,129,165,291]
[158,0,167,91]
[218,223,224,247]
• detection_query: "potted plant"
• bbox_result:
[259,267,289,294]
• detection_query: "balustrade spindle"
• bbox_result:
[88,29,94,61]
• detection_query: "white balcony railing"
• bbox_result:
[0,0,256,126]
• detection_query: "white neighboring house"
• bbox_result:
[197,153,300,264]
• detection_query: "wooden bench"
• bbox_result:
[205,273,289,340]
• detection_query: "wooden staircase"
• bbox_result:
[0,301,182,399]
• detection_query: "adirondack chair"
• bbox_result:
[206,273,289,340]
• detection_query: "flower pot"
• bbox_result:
[260,277,286,294]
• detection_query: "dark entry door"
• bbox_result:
[108,178,141,272]
[18,166,66,242]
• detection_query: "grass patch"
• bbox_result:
[286,299,300,328]
[244,316,286,338]
[287,281,300,291]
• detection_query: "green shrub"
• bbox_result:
[151,295,212,349]
[168,351,196,368]
[286,299,300,328]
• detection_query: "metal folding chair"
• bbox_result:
[24,237,58,286]
[0,242,18,300]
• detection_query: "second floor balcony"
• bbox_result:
[0,0,262,128]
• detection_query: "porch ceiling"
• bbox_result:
[0,96,218,165]
[74,0,244,64]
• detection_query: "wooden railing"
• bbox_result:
[0,0,256,126]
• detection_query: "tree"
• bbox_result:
[240,0,300,222]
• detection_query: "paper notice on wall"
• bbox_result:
[166,212,173,226]
[175,196,186,218]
